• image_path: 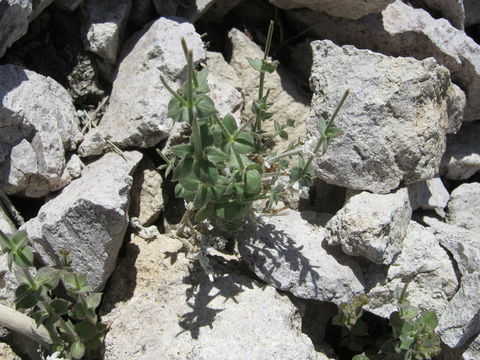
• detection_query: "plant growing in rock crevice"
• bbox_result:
[0,230,105,360]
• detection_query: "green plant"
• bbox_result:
[158,21,348,233]
[0,230,105,360]
[333,284,441,360]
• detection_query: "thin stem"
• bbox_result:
[266,148,303,163]
[186,50,202,160]
[160,75,185,103]
[234,152,246,172]
[263,20,275,62]
[213,116,231,137]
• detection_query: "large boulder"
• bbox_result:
[447,182,480,232]
[268,0,395,19]
[21,151,142,291]
[0,0,31,58]
[237,209,365,305]
[102,235,330,360]
[326,188,412,265]
[98,17,205,148]
[0,65,82,198]
[308,40,462,193]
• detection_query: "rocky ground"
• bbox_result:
[0,0,479,359]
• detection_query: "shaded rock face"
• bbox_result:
[309,40,461,193]
[238,209,365,305]
[0,0,32,58]
[102,235,327,360]
[0,64,83,198]
[447,182,480,232]
[411,0,465,29]
[98,17,205,148]
[407,177,450,213]
[54,0,83,11]
[21,151,142,291]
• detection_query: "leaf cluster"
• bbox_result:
[0,230,105,360]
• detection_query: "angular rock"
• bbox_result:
[447,182,480,232]
[238,209,365,305]
[289,0,478,121]
[229,28,309,151]
[269,0,395,19]
[365,221,458,318]
[22,151,142,291]
[407,177,450,212]
[0,343,20,360]
[437,273,480,348]
[326,188,412,265]
[63,154,84,181]
[81,0,132,65]
[0,65,82,198]
[463,333,480,360]
[98,17,205,148]
[54,0,83,11]
[411,0,465,29]
[103,235,328,360]
[308,40,460,193]
[441,122,480,179]
[0,0,31,58]
[465,0,480,27]
[206,51,242,91]
[207,67,243,121]
[78,128,106,157]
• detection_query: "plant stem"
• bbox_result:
[234,152,245,172]
[186,50,202,160]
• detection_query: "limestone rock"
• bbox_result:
[365,221,458,318]
[21,151,142,291]
[447,182,480,232]
[228,28,309,151]
[0,0,31,57]
[103,235,327,360]
[237,209,365,305]
[54,0,83,11]
[0,65,82,198]
[465,0,480,27]
[78,128,106,157]
[463,333,480,360]
[407,177,450,212]
[412,0,465,29]
[81,0,132,65]
[441,122,480,180]
[206,51,242,91]
[98,17,205,148]
[0,343,20,360]
[308,40,459,193]
[326,188,412,265]
[269,0,395,19]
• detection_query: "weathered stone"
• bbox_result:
[206,51,242,91]
[447,182,480,232]
[98,17,205,148]
[441,122,480,179]
[407,177,450,212]
[238,209,365,305]
[326,188,412,265]
[0,0,31,58]
[207,69,243,121]
[130,157,164,226]
[308,40,460,193]
[54,0,83,11]
[365,221,458,318]
[288,1,478,121]
[63,154,84,181]
[81,0,132,65]
[269,0,395,19]
[0,65,82,198]
[78,128,106,157]
[103,235,328,360]
[411,0,465,29]
[465,0,480,27]
[463,333,480,360]
[229,28,309,151]
[437,273,480,348]
[0,342,20,360]
[22,151,142,291]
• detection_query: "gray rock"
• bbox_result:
[0,65,82,198]
[326,188,412,265]
[424,217,480,275]
[177,0,216,22]
[78,128,106,157]
[21,151,142,291]
[441,122,480,180]
[447,182,480,232]
[407,177,450,212]
[206,51,242,91]
[0,343,20,360]
[81,0,132,65]
[103,235,329,360]
[288,0,478,121]
[0,0,32,58]
[269,0,395,19]
[238,209,365,305]
[365,221,458,318]
[229,28,309,151]
[412,0,465,29]
[465,0,480,27]
[63,154,84,181]
[437,273,480,348]
[98,17,205,148]
[463,333,480,360]
[308,40,460,193]
[54,0,83,11]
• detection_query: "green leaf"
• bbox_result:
[286,119,295,127]
[70,339,86,359]
[13,246,33,269]
[35,266,60,289]
[194,159,218,185]
[168,96,189,123]
[62,272,91,294]
[246,57,263,72]
[15,284,39,309]
[352,354,370,360]
[261,60,279,73]
[222,114,238,134]
[204,146,229,164]
[244,169,262,195]
[86,293,102,310]
[10,231,28,246]
[279,130,288,140]
[0,230,11,253]
[232,132,254,154]
[180,177,200,192]
[32,310,48,327]
[170,144,194,158]
[325,126,344,139]
[195,67,209,94]
[50,298,71,315]
[75,320,98,340]
[290,166,302,182]
[196,96,217,118]
[70,302,87,320]
[194,204,213,222]
[193,185,211,209]
[14,269,30,285]
[214,202,250,221]
[172,155,194,181]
